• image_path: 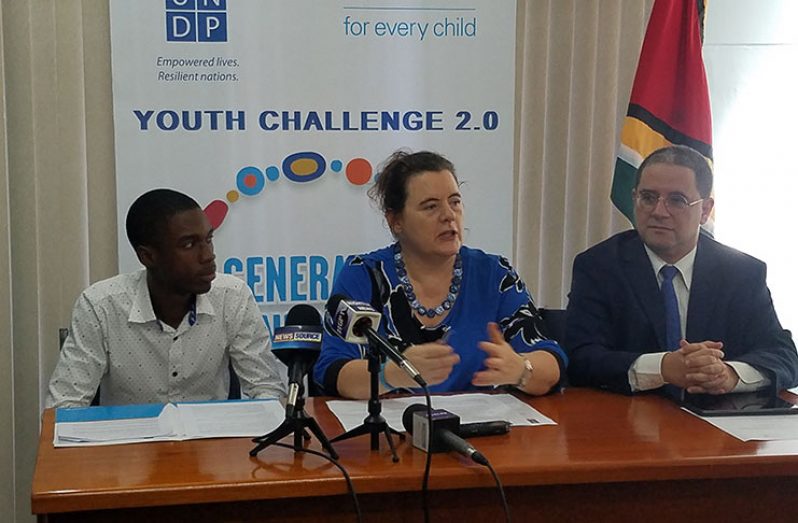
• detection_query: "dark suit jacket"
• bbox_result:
[566,230,798,394]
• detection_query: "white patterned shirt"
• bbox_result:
[47,270,286,408]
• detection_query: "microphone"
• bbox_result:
[402,404,489,466]
[271,304,322,417]
[459,420,511,439]
[325,294,426,387]
[402,405,509,440]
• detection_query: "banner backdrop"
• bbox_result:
[110,0,517,331]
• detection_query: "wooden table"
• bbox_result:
[31,389,798,522]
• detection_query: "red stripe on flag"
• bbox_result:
[628,0,712,150]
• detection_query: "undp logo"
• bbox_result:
[166,0,227,42]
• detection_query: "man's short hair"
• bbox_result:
[634,145,713,198]
[125,189,200,249]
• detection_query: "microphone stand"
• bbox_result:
[250,380,339,460]
[330,343,404,462]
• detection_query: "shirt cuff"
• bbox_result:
[727,361,770,392]
[629,352,668,392]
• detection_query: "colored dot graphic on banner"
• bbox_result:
[283,151,326,182]
[236,166,265,196]
[346,158,372,186]
[204,200,229,229]
[203,152,373,230]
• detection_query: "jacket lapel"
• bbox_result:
[686,234,719,341]
[621,234,668,349]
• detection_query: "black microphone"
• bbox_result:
[402,404,489,466]
[402,404,509,439]
[325,294,426,387]
[459,420,511,439]
[272,304,322,417]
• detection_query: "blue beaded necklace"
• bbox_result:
[393,243,462,318]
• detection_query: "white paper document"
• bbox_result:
[56,406,179,443]
[685,409,798,441]
[326,393,556,433]
[54,399,285,447]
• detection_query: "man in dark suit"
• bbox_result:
[566,145,798,396]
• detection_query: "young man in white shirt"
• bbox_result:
[47,189,286,407]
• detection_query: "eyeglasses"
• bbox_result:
[634,190,704,213]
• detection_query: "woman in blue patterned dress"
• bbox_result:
[314,151,567,399]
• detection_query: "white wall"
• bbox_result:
[704,0,798,336]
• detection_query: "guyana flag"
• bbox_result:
[611,0,713,223]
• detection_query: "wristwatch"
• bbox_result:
[516,357,534,389]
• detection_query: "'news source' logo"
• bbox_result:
[166,0,227,43]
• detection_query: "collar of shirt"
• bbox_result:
[127,269,216,326]
[195,292,215,321]
[644,244,697,291]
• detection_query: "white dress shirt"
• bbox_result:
[47,270,287,408]
[628,246,768,392]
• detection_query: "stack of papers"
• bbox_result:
[327,393,555,433]
[685,409,798,442]
[54,399,285,447]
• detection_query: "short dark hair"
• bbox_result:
[635,145,713,198]
[125,189,200,249]
[368,150,457,214]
